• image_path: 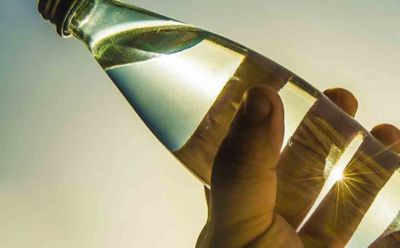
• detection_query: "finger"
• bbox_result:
[275,88,360,228]
[209,85,284,246]
[174,58,290,186]
[323,88,358,117]
[369,231,400,248]
[299,124,400,247]
[370,124,400,151]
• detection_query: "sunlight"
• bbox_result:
[296,133,364,232]
[330,166,344,182]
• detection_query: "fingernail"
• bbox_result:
[241,86,272,123]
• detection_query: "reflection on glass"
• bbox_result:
[42,0,400,246]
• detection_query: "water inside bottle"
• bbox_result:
[92,23,400,247]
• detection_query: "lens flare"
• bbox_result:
[297,133,364,232]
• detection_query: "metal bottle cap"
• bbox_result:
[38,0,80,36]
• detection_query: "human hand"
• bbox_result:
[196,85,400,247]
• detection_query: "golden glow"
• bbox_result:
[297,133,364,232]
[153,40,245,99]
[330,166,344,182]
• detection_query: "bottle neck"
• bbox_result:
[66,0,180,51]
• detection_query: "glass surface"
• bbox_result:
[66,0,400,246]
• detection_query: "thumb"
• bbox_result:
[209,85,284,244]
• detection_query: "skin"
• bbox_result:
[196,85,400,248]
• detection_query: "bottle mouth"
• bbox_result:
[38,0,80,37]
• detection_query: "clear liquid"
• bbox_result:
[94,24,323,182]
[92,24,400,247]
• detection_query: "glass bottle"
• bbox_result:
[38,0,399,246]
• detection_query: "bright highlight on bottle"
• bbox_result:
[297,133,364,232]
[330,165,344,182]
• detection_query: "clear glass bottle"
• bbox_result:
[38,0,399,246]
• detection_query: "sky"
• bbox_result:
[0,0,399,247]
